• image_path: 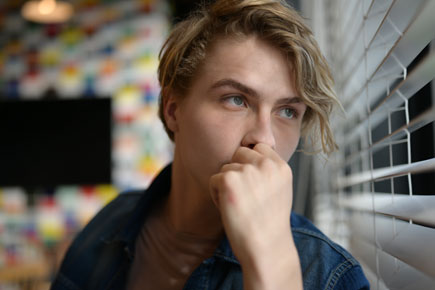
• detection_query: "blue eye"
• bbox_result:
[228,96,245,107]
[279,108,296,119]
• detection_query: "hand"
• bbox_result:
[209,143,302,289]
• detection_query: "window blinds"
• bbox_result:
[309,0,435,289]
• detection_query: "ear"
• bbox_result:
[163,93,180,134]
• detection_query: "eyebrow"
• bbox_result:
[210,78,260,99]
[209,78,302,105]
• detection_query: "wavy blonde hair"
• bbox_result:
[158,0,340,154]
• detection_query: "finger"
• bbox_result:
[252,143,282,163]
[210,171,241,209]
[220,162,243,173]
[231,146,262,164]
[209,173,227,209]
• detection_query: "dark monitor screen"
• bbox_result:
[0,98,112,187]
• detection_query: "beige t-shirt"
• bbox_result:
[126,206,221,290]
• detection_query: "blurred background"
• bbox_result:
[1,1,174,289]
[0,0,434,289]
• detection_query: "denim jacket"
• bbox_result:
[51,164,369,290]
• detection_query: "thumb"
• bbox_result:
[209,174,221,209]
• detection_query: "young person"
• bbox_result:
[51,0,370,289]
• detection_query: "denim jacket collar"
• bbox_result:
[101,163,241,266]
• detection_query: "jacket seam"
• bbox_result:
[325,259,354,290]
[292,227,358,263]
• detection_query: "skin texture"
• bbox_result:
[164,35,306,289]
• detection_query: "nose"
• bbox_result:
[241,114,276,150]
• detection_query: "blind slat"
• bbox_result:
[340,0,398,99]
[338,0,390,88]
[349,214,435,277]
[363,0,375,16]
[337,157,435,188]
[342,105,435,168]
[376,0,435,77]
[357,259,390,290]
[313,0,435,288]
[350,238,435,289]
[343,50,435,147]
[339,193,435,227]
[371,106,435,149]
[341,0,435,121]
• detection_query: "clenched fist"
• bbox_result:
[209,143,302,290]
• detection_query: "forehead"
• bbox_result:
[191,35,298,99]
[205,34,288,64]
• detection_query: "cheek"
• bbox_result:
[275,129,301,162]
[200,117,241,155]
[181,109,239,164]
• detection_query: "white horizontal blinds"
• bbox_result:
[314,0,435,289]
[351,237,435,290]
[349,212,435,277]
[340,193,435,227]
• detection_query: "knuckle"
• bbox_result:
[259,157,274,171]
[242,163,255,174]
[280,162,292,178]
[221,171,237,187]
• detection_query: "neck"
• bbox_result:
[164,156,224,239]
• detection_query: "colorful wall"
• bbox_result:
[0,0,174,286]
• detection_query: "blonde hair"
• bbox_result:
[158,0,340,154]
